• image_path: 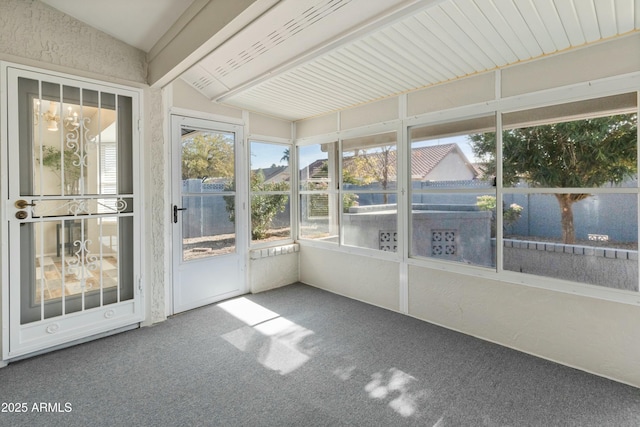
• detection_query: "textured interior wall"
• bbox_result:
[172,79,243,119]
[250,250,299,293]
[299,245,400,312]
[502,33,640,97]
[407,265,640,388]
[340,96,399,130]
[0,0,146,84]
[407,73,495,117]
[295,113,338,139]
[248,112,291,139]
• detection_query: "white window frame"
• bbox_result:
[248,137,294,249]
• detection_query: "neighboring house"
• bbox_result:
[300,143,479,185]
[299,158,330,185]
[410,144,478,182]
[255,165,290,184]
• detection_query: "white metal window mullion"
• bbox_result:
[495,111,503,274]
[37,80,45,320]
[79,89,85,195]
[80,218,85,312]
[115,94,121,304]
[98,91,104,307]
[636,90,640,293]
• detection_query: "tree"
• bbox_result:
[470,114,637,243]
[343,146,395,203]
[224,170,288,240]
[281,148,290,163]
[181,133,234,181]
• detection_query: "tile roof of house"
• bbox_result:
[298,143,477,182]
[255,165,289,182]
[410,143,459,180]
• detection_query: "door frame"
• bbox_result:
[0,61,145,360]
[169,114,248,315]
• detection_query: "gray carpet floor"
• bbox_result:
[1,283,639,426]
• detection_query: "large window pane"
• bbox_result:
[250,195,290,243]
[410,115,497,267]
[410,193,496,267]
[340,132,399,252]
[299,194,338,242]
[342,196,397,251]
[341,131,397,191]
[503,192,638,290]
[500,94,637,290]
[299,143,334,191]
[299,142,338,243]
[250,141,292,244]
[501,94,637,189]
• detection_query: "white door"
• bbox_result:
[3,66,143,359]
[171,116,246,313]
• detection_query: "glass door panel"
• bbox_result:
[179,127,236,261]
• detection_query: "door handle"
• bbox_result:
[15,199,36,209]
[173,205,187,223]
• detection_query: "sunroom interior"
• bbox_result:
[2,0,640,390]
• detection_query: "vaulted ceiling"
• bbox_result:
[41,0,640,122]
[182,0,640,121]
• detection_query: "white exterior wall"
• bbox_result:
[297,33,640,387]
[426,152,476,181]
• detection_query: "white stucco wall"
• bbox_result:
[300,246,400,312]
[0,0,146,84]
[407,265,640,386]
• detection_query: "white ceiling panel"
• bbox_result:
[614,0,636,33]
[532,0,571,51]
[181,0,640,121]
[574,0,603,41]
[514,0,558,53]
[594,0,619,38]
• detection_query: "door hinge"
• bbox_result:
[137,276,143,295]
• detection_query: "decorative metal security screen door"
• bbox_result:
[171,116,245,314]
[5,67,143,358]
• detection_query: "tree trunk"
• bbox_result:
[555,194,575,244]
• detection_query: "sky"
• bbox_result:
[253,134,479,171]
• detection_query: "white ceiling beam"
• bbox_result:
[147,0,279,88]
[214,0,447,103]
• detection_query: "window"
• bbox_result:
[500,93,638,290]
[409,115,497,268]
[298,142,338,243]
[249,141,292,245]
[298,132,401,253]
[341,131,398,251]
